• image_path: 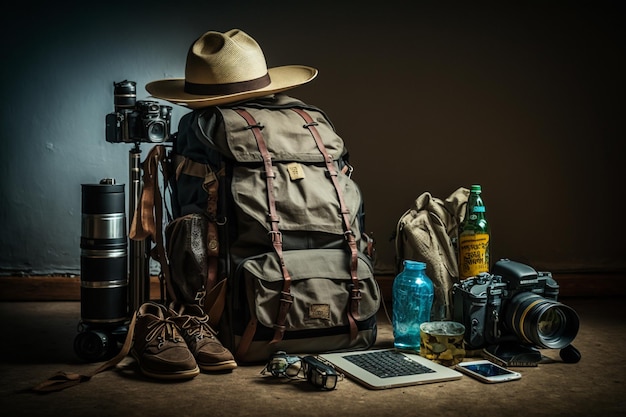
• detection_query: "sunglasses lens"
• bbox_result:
[308,370,337,390]
[285,361,302,378]
[324,376,337,390]
[266,355,288,376]
[264,352,302,378]
[301,355,339,390]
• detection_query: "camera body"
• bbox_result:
[105,80,172,144]
[452,259,579,350]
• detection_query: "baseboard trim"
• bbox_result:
[0,276,163,302]
[0,272,623,301]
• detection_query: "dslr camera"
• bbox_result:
[105,80,172,143]
[452,259,579,351]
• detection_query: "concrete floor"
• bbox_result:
[0,297,624,417]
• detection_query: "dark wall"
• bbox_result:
[1,1,624,276]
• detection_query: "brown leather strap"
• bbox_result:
[31,312,138,393]
[174,155,212,179]
[292,108,361,340]
[203,166,220,293]
[233,108,293,347]
[205,278,227,328]
[173,156,221,301]
[235,317,259,361]
[129,145,173,303]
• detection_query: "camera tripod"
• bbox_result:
[128,142,150,311]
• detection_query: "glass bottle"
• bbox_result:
[392,260,434,352]
[458,184,490,280]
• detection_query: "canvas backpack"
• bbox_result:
[141,93,379,363]
[394,187,469,321]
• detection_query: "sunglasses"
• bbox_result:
[261,351,342,390]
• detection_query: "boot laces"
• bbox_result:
[178,314,216,341]
[145,318,183,348]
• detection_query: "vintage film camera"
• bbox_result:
[452,259,580,358]
[105,80,172,143]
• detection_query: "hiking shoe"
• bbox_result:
[131,302,200,380]
[169,302,237,372]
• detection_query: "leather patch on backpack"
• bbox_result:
[309,304,331,320]
[287,162,306,181]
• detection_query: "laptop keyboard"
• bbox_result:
[343,350,436,379]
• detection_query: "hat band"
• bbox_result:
[184,73,271,96]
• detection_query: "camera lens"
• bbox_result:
[80,181,128,325]
[146,121,166,142]
[505,292,579,349]
[113,80,136,112]
[73,329,113,362]
[537,308,565,337]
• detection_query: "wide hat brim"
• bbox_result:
[146,65,317,109]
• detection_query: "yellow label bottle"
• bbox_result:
[458,185,490,280]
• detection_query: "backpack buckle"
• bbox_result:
[268,231,283,243]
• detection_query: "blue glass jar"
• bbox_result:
[392,260,434,352]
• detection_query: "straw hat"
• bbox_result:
[146,29,318,109]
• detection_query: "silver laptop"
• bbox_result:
[318,348,462,390]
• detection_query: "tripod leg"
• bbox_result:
[129,145,149,311]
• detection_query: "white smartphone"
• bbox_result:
[455,360,522,383]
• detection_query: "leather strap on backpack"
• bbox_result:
[174,156,221,296]
[292,108,361,340]
[233,108,294,349]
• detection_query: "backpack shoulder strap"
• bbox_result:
[232,108,293,350]
[292,108,360,339]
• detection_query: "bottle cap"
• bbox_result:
[470,184,481,192]
[404,260,427,270]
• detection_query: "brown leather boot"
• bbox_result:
[169,302,237,372]
[131,302,200,380]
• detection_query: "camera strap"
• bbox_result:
[31,313,138,393]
